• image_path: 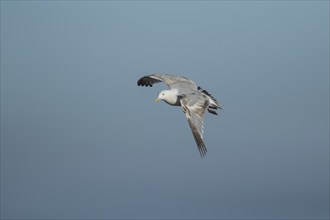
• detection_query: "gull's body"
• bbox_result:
[137,73,222,158]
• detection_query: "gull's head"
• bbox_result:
[155,89,178,105]
[155,90,168,103]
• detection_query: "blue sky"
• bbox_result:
[1,1,329,219]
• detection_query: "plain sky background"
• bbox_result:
[1,1,329,219]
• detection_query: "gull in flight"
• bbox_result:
[137,73,222,158]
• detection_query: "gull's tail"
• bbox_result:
[198,86,223,115]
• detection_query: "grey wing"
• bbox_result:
[180,94,209,158]
[137,73,197,90]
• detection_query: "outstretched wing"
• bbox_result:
[137,73,197,90]
[180,94,209,158]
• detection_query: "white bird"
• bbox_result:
[137,73,223,158]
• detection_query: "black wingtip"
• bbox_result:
[198,144,207,158]
[137,76,155,87]
[207,109,218,115]
[137,78,144,86]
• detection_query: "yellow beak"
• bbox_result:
[155,98,161,103]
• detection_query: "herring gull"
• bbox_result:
[137,73,223,158]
